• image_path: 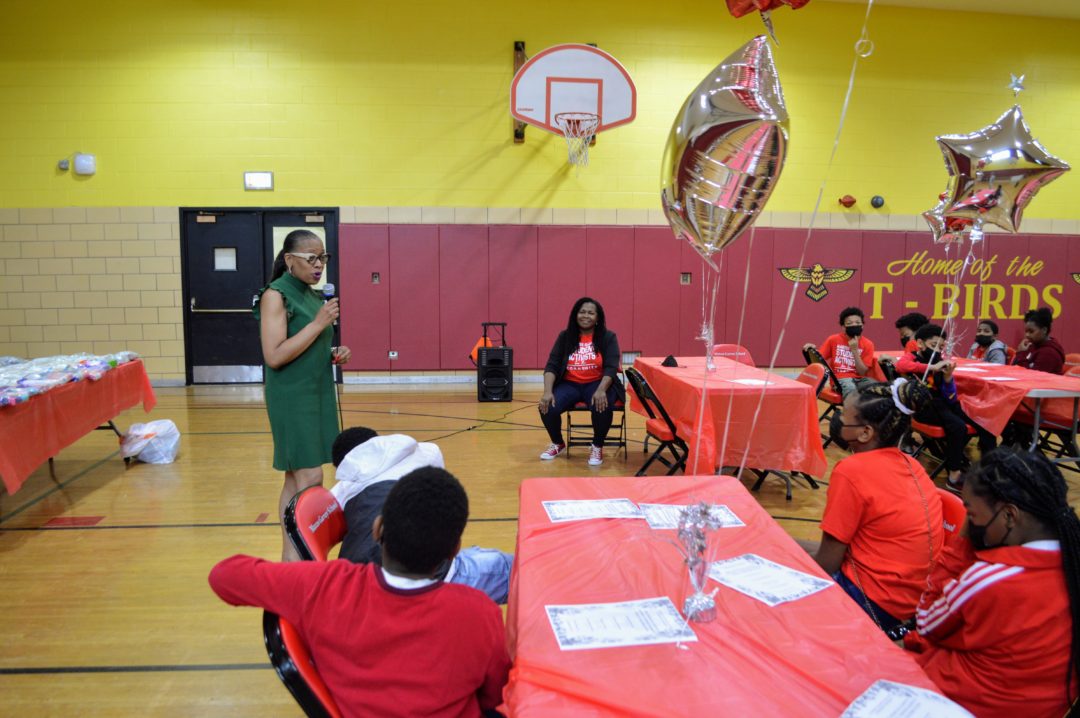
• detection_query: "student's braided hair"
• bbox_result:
[966,449,1080,708]
[852,380,932,447]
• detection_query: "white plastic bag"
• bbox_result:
[121,420,181,464]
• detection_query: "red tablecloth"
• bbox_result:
[877,352,1080,435]
[632,356,827,475]
[505,475,942,716]
[0,360,156,494]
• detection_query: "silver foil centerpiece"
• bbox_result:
[677,502,725,622]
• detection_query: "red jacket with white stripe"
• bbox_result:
[905,538,1075,718]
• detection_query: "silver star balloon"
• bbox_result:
[936,105,1069,234]
[1008,73,1025,97]
[660,36,789,267]
[922,198,972,245]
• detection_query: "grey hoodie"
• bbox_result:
[967,338,1008,365]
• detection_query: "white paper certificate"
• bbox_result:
[545,597,697,651]
[729,378,773,386]
[841,680,974,718]
[707,553,833,606]
[983,376,1020,382]
[952,366,988,373]
[542,498,643,523]
[640,503,745,530]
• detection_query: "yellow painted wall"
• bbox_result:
[1,1,1078,216]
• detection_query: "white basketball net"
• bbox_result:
[555,112,599,167]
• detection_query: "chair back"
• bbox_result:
[264,612,344,718]
[624,366,657,420]
[625,367,681,438]
[1065,365,1080,379]
[267,486,347,717]
[285,486,346,562]
[878,358,899,382]
[937,487,966,536]
[1065,353,1080,374]
[712,343,755,367]
[795,363,827,395]
[1006,346,1017,364]
[802,345,844,396]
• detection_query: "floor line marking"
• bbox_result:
[0,450,121,526]
[0,663,269,675]
[0,516,520,531]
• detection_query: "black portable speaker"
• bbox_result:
[477,346,513,402]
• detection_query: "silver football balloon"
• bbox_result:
[661,36,789,265]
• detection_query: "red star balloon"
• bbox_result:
[936,105,1069,233]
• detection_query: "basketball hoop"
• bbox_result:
[555,112,599,167]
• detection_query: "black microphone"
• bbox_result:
[321,283,337,320]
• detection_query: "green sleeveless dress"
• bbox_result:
[253,272,338,471]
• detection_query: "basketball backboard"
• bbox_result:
[510,44,636,136]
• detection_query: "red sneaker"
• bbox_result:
[588,445,603,466]
[539,443,566,460]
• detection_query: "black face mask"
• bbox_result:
[975,335,994,348]
[918,349,938,364]
[900,336,911,349]
[828,413,865,451]
[967,507,1011,551]
[845,325,863,338]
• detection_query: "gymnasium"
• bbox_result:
[2,0,1080,715]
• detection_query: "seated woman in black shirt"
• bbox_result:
[538,296,622,467]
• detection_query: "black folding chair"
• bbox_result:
[565,373,627,455]
[624,367,688,476]
[803,346,845,448]
[878,357,899,382]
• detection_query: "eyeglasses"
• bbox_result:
[288,252,332,266]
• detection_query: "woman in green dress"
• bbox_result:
[255,230,351,561]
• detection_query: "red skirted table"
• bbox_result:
[0,360,157,494]
[631,356,827,476]
[878,352,1080,466]
[505,475,942,716]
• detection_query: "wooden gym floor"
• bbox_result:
[1,382,1076,716]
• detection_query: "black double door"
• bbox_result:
[181,208,338,384]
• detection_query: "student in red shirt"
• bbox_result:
[1013,307,1066,374]
[905,449,1080,718]
[209,467,511,718]
[810,379,944,634]
[895,312,929,354]
[802,306,876,398]
[538,296,623,467]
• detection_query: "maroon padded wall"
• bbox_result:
[337,224,1080,370]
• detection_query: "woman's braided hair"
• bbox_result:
[852,380,932,447]
[966,448,1080,708]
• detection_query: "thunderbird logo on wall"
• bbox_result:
[1072,273,1080,285]
[778,263,856,302]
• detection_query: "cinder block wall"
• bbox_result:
[0,207,184,381]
